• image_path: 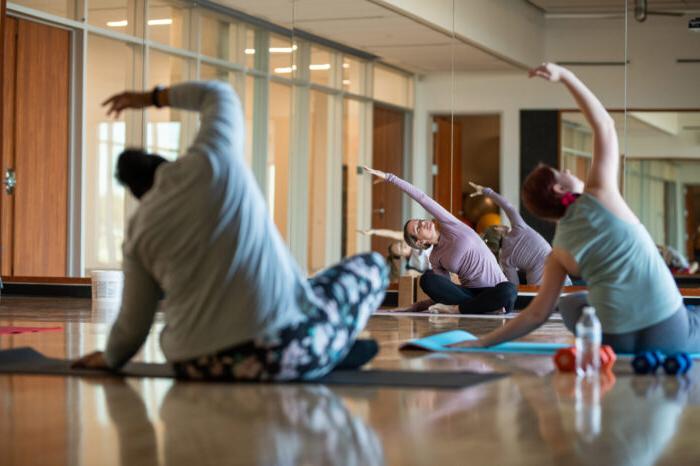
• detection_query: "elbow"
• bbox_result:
[599,114,616,134]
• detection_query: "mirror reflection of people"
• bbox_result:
[359,229,432,281]
[453,63,700,354]
[101,380,383,466]
[470,182,572,286]
[657,244,697,274]
[362,167,517,315]
[160,384,384,466]
[73,81,388,380]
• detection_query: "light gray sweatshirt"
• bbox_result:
[105,82,307,368]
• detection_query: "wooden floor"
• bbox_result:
[1,295,699,466]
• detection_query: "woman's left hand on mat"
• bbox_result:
[448,339,485,349]
[72,351,109,370]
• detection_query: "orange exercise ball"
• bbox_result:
[476,213,502,235]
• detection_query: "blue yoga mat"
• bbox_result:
[400,330,569,355]
[400,330,700,358]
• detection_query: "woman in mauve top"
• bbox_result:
[453,63,699,354]
[362,167,517,314]
[469,182,571,286]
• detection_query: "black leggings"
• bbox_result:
[419,271,517,314]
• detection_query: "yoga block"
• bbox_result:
[398,275,416,307]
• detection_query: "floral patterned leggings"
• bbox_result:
[173,252,388,382]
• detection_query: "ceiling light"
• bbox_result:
[309,64,331,71]
[342,80,351,85]
[274,65,297,74]
[148,18,173,26]
[342,63,350,69]
[107,20,128,27]
[269,45,298,53]
[244,48,256,55]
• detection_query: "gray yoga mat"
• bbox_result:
[0,347,507,390]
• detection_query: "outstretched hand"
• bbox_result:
[468,181,487,198]
[361,166,387,184]
[528,62,567,82]
[71,350,110,370]
[447,339,485,349]
[102,91,151,118]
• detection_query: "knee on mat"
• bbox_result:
[418,270,438,289]
[497,282,517,311]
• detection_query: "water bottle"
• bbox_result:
[575,306,601,377]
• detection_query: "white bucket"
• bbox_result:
[91,270,124,304]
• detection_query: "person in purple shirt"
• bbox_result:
[362,166,517,314]
[469,182,572,286]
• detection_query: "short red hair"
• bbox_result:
[522,164,566,221]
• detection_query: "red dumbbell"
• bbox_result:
[554,345,617,372]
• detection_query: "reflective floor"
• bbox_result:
[1,295,699,466]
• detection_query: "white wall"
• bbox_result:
[410,14,700,218]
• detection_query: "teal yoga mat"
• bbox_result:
[401,330,569,355]
[400,330,700,358]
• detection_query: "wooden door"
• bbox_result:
[432,116,463,218]
[371,105,404,255]
[1,17,70,276]
[685,185,700,262]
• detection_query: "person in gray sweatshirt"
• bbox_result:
[73,81,388,381]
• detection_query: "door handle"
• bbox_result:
[4,169,15,195]
[373,208,385,215]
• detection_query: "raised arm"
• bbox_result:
[530,63,619,193]
[103,81,242,162]
[471,182,525,229]
[360,166,459,227]
[358,229,404,241]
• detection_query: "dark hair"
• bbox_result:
[403,220,418,249]
[116,149,169,199]
[522,163,566,221]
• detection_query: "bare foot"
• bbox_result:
[428,303,460,314]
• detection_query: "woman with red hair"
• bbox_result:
[455,63,699,353]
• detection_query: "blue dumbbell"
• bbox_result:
[663,353,693,375]
[631,351,665,374]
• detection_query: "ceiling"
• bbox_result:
[528,0,700,14]
[214,0,700,74]
[216,0,517,73]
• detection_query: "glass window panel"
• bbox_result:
[373,65,412,108]
[245,28,257,69]
[199,12,238,62]
[88,0,139,37]
[269,82,291,240]
[85,34,142,271]
[342,56,365,96]
[12,0,79,19]
[310,45,333,88]
[269,34,295,76]
[308,90,331,272]
[342,98,362,257]
[147,0,192,50]
[245,75,254,168]
[147,50,191,161]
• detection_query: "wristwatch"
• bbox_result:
[151,85,164,108]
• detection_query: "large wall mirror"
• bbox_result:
[3,0,699,286]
